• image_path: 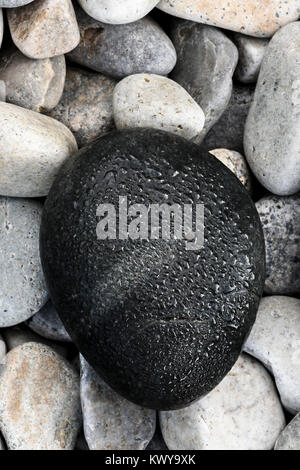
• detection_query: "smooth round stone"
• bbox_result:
[256,195,300,295]
[0,48,66,112]
[8,0,80,59]
[0,102,77,198]
[40,128,265,410]
[113,74,205,140]
[170,21,238,143]
[0,334,6,361]
[244,296,300,415]
[275,413,300,450]
[48,67,116,147]
[209,149,252,193]
[0,1,34,5]
[27,301,71,343]
[201,83,255,152]
[0,198,48,328]
[78,0,160,24]
[80,356,156,450]
[233,34,268,84]
[160,354,285,450]
[68,9,176,79]
[0,343,81,450]
[244,22,300,196]
[157,0,300,38]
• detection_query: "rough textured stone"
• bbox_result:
[8,0,80,59]
[113,74,205,140]
[80,356,156,450]
[0,1,34,5]
[275,413,300,450]
[27,301,71,343]
[78,0,160,24]
[0,198,48,327]
[201,83,254,152]
[0,343,81,450]
[244,296,300,415]
[68,9,176,79]
[244,22,300,196]
[256,195,300,296]
[0,102,77,198]
[157,0,300,37]
[0,48,66,112]
[48,67,115,147]
[40,128,265,410]
[170,21,238,142]
[0,334,5,361]
[160,354,285,450]
[209,149,252,193]
[234,34,268,84]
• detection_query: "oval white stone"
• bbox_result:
[78,0,160,24]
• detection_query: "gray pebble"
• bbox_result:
[233,34,268,84]
[170,20,238,143]
[0,198,48,327]
[27,301,71,343]
[0,47,66,112]
[256,194,300,295]
[0,334,6,361]
[48,67,116,147]
[209,149,252,193]
[275,413,300,450]
[68,8,176,79]
[80,356,156,450]
[244,22,300,196]
[0,342,82,450]
[201,83,255,152]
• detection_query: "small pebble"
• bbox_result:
[256,194,300,295]
[27,301,71,343]
[170,21,238,143]
[113,74,205,140]
[244,296,300,415]
[80,356,156,450]
[48,67,116,147]
[0,102,77,198]
[275,413,300,450]
[209,149,252,192]
[233,34,268,84]
[78,0,160,24]
[244,22,300,196]
[157,0,300,37]
[0,334,6,361]
[0,48,66,112]
[0,343,81,450]
[68,8,176,79]
[0,197,48,327]
[8,0,80,59]
[160,354,285,450]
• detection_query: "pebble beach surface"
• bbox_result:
[0,0,299,451]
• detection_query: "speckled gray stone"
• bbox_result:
[48,67,115,147]
[233,34,268,84]
[0,1,34,5]
[256,195,300,295]
[0,198,48,328]
[244,296,300,415]
[78,0,160,24]
[0,48,66,112]
[170,21,238,143]
[0,102,77,198]
[80,356,156,450]
[160,354,285,450]
[113,74,205,140]
[275,413,300,450]
[201,83,255,152]
[68,8,176,79]
[8,0,80,59]
[0,334,6,361]
[27,301,71,343]
[0,342,82,450]
[244,22,300,196]
[157,0,300,38]
[209,149,252,193]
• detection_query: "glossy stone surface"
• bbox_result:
[41,129,265,410]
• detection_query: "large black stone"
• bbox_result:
[40,129,265,410]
